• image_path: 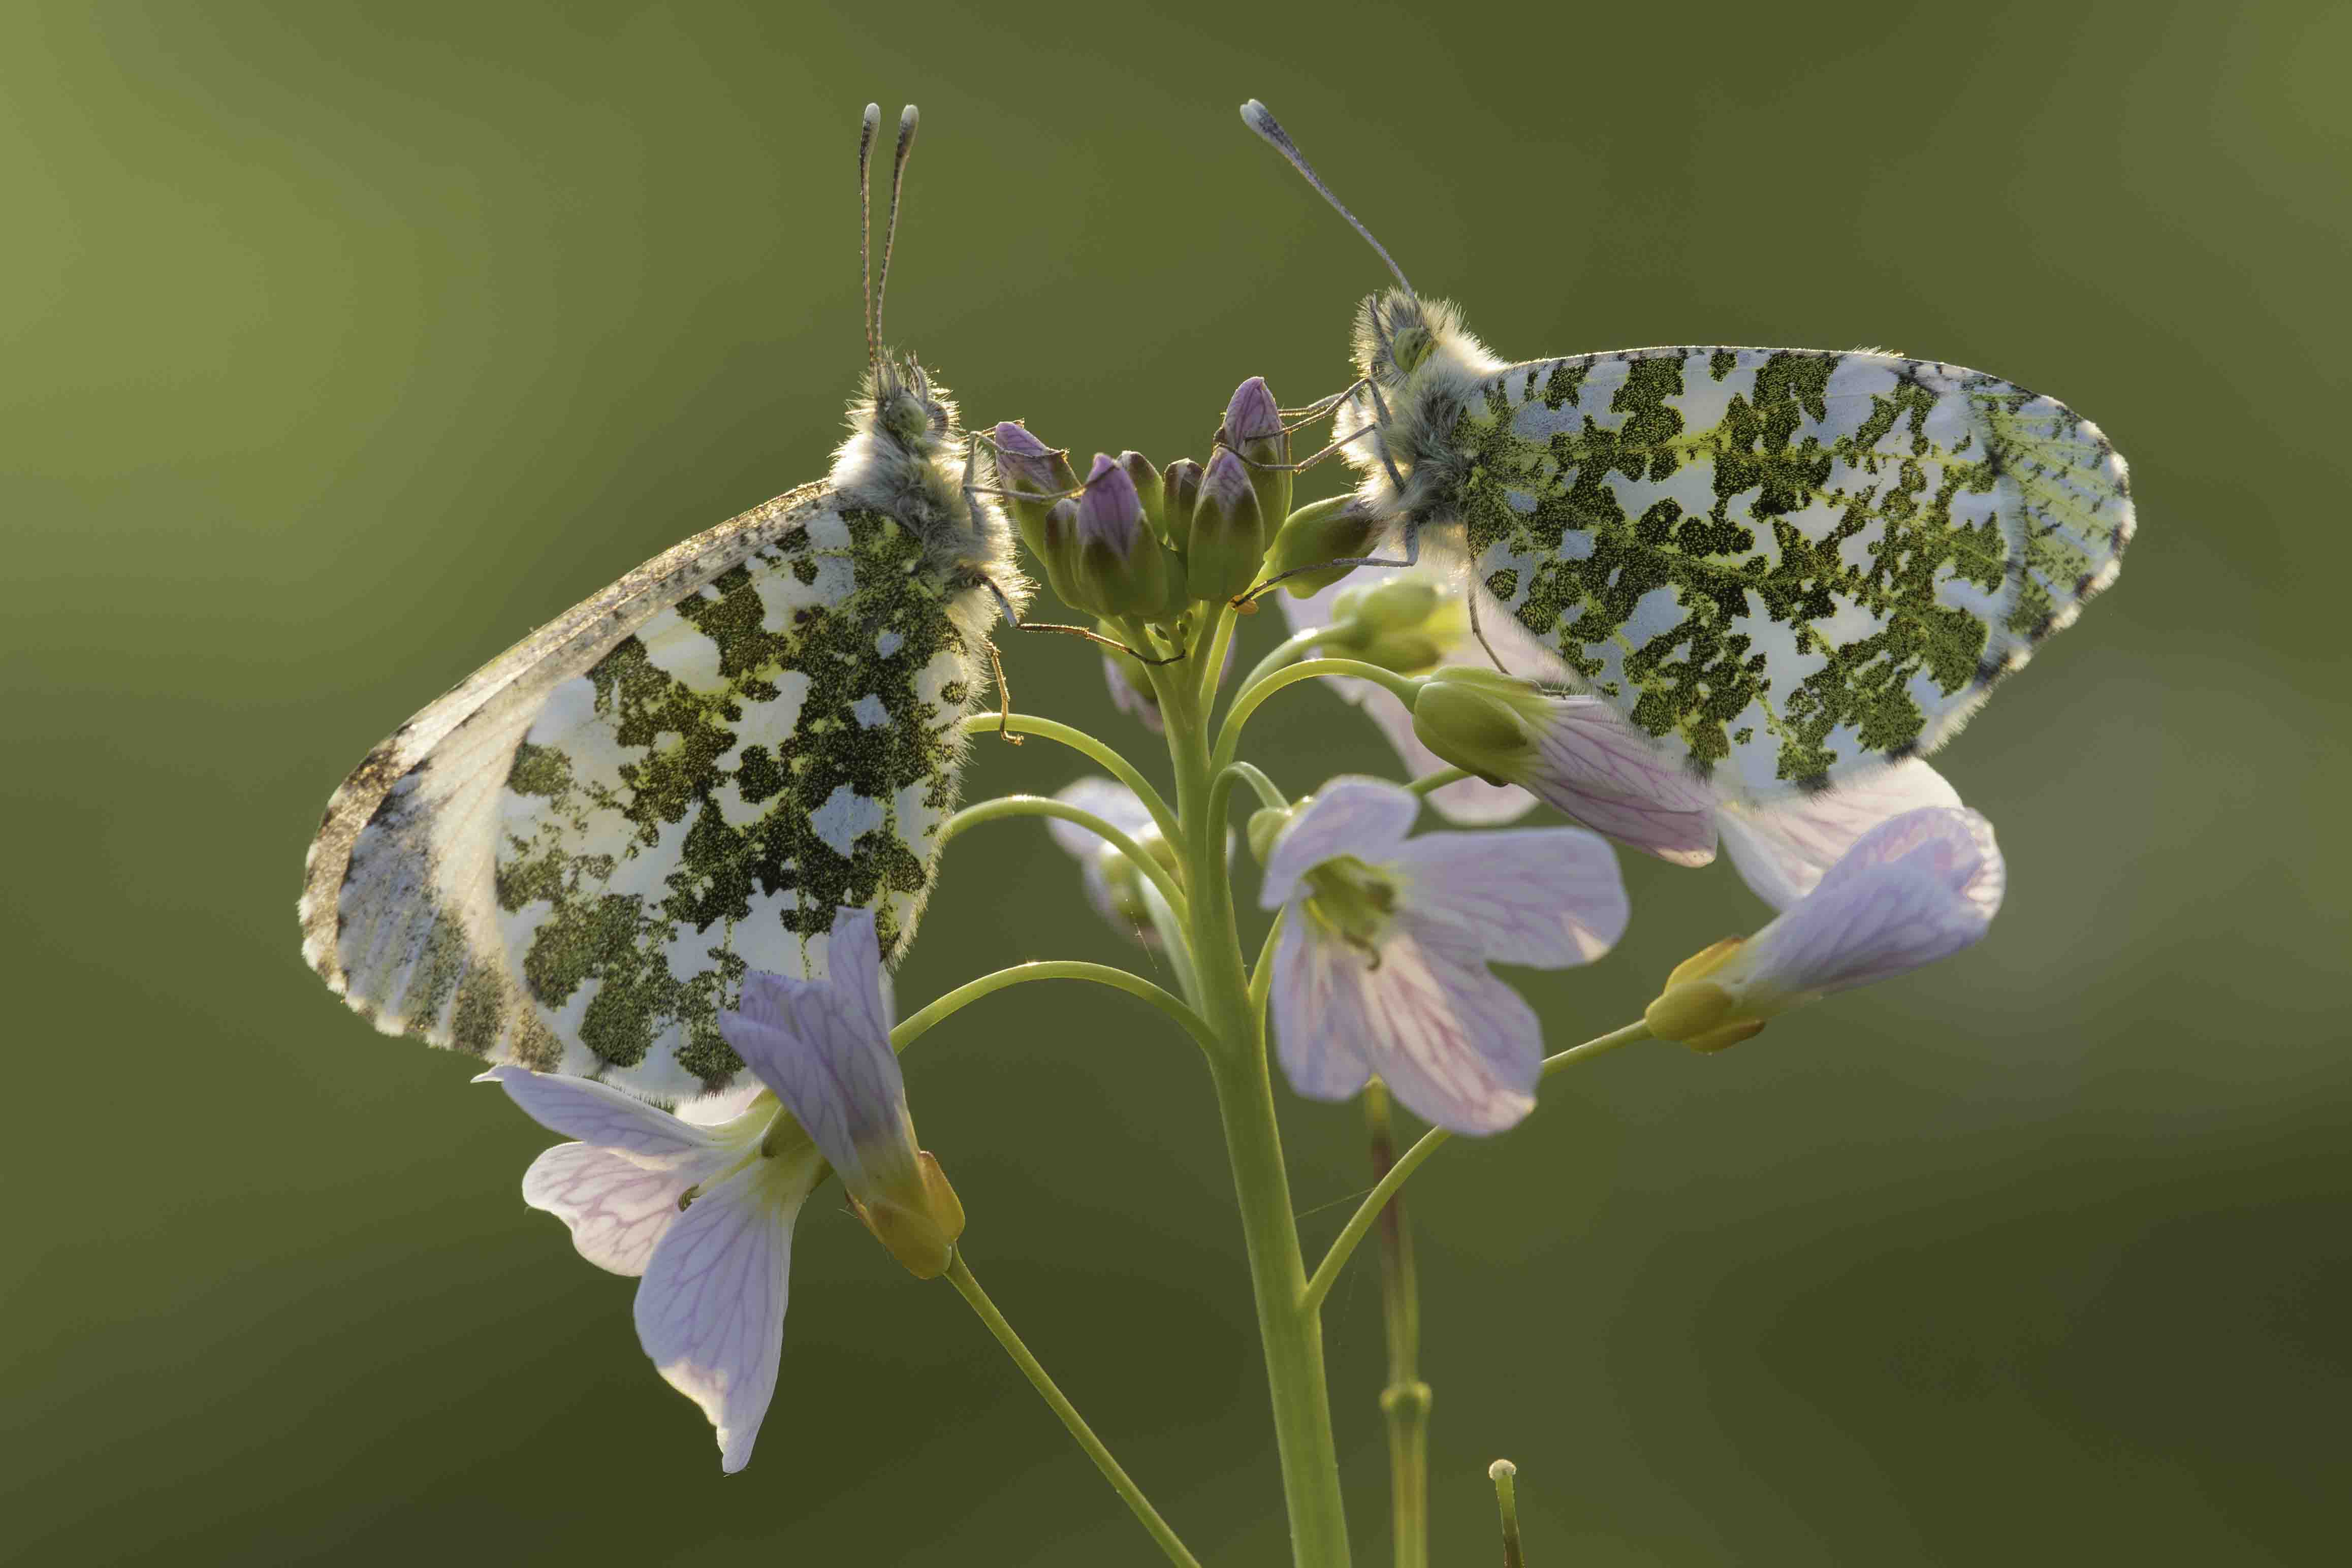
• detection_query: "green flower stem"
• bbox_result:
[1216,658,1424,775]
[1153,637,1354,1568]
[892,962,1214,1057]
[1300,1021,1652,1313]
[943,1252,1204,1568]
[955,711,1179,845]
[1237,623,1329,702]
[1195,601,1241,711]
[1365,1080,1431,1568]
[1223,759,1291,811]
[1490,1460,1524,1568]
[1405,766,1472,797]
[941,794,1187,919]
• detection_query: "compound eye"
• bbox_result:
[1390,326,1433,374]
[881,392,930,443]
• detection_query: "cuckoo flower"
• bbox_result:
[481,909,953,1474]
[1047,777,1177,945]
[1645,806,2006,1052]
[1260,776,1629,1134]
[479,1067,824,1475]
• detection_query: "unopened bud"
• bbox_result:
[1264,495,1384,597]
[1321,576,1465,675]
[1409,667,1543,783]
[991,422,1077,564]
[1218,376,1292,536]
[1186,447,1268,604]
[1118,451,1165,536]
[1161,458,1203,555]
[1037,496,1087,608]
[1072,453,1185,620]
[1246,804,1295,867]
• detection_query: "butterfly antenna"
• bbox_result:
[857,103,881,381]
[875,105,919,352]
[1240,99,1416,301]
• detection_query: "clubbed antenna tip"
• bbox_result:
[1238,98,1417,301]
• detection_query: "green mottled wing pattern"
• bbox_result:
[300,486,988,1109]
[1458,347,2133,797]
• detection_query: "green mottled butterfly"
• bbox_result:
[1242,101,2134,801]
[300,105,1030,1111]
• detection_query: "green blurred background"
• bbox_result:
[5,2,2346,1561]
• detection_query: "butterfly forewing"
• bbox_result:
[1458,346,2133,798]
[302,486,988,1109]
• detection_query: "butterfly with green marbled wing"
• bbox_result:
[298,106,1029,1113]
[1242,100,2133,803]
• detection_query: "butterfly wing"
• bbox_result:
[1456,347,2132,798]
[301,485,988,1108]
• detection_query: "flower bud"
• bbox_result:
[1072,453,1185,620]
[851,1148,968,1279]
[1246,803,1296,867]
[990,422,1076,563]
[1219,376,1292,540]
[1160,457,1203,555]
[1320,576,1466,675]
[1264,494,1384,597]
[1409,667,1543,784]
[1118,451,1165,536]
[1185,447,1268,604]
[1037,496,1088,608]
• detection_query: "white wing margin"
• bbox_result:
[297,483,829,1077]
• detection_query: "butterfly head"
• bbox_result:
[864,350,955,456]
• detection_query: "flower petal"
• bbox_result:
[1045,777,1158,862]
[633,1160,805,1474]
[722,910,918,1201]
[1351,930,1541,1135]
[476,1066,720,1169]
[1267,910,1376,1104]
[1715,759,1964,912]
[1739,806,2005,998]
[1521,698,1719,864]
[522,1142,699,1277]
[1389,826,1629,968]
[1260,776,1422,909]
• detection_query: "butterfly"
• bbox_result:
[1240,101,2134,801]
[299,105,1031,1112]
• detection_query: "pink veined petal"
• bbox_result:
[1740,807,2005,997]
[1513,699,1719,864]
[1715,759,1964,912]
[476,1066,720,1170]
[1267,910,1377,1104]
[633,1160,806,1474]
[1101,651,1168,733]
[522,1142,706,1277]
[723,913,918,1204]
[1046,777,1157,862]
[1350,928,1541,1136]
[1388,827,1630,968]
[1261,776,1422,909]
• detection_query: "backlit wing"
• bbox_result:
[1457,347,2132,798]
[300,485,986,1108]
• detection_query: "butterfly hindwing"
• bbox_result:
[302,484,991,1108]
[1456,346,2133,798]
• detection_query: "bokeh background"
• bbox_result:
[5,2,2346,1561]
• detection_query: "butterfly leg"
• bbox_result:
[1463,579,1510,674]
[976,573,1185,664]
[1229,520,1421,607]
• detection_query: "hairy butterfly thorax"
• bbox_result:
[298,105,1027,1112]
[1243,100,2134,803]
